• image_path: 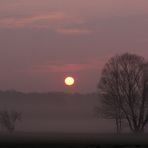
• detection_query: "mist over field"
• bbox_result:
[0,90,114,133]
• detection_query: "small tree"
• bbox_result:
[0,110,21,133]
[98,53,148,133]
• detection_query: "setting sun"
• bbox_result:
[64,77,75,86]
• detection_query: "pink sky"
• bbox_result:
[0,0,148,93]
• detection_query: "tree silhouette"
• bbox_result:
[98,53,148,133]
[0,110,21,133]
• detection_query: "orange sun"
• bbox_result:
[64,76,75,86]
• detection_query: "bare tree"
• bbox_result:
[95,94,124,133]
[0,110,21,133]
[98,53,148,133]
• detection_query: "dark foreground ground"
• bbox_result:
[0,132,148,147]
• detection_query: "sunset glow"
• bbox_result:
[0,0,148,93]
[64,77,75,86]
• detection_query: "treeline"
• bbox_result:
[0,90,97,101]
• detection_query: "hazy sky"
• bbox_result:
[0,0,148,93]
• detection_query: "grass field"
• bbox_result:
[0,132,147,147]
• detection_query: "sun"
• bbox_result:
[64,76,75,86]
